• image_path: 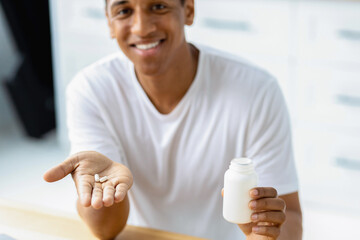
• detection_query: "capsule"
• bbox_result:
[100,176,108,183]
[95,174,100,182]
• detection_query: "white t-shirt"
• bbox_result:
[66,44,298,240]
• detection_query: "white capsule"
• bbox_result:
[95,174,100,182]
[99,176,108,183]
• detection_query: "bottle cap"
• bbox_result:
[230,158,254,173]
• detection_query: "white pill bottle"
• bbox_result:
[223,158,258,224]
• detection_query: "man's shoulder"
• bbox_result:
[199,44,272,77]
[198,44,275,89]
[81,51,129,78]
[67,52,130,98]
[68,52,131,92]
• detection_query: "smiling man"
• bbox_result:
[44,0,302,239]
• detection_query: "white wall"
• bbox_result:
[0,4,20,130]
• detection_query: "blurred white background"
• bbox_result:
[1,0,360,239]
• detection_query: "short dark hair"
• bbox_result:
[104,0,186,8]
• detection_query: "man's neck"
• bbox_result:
[135,43,199,115]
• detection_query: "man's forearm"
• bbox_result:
[77,195,130,240]
[278,209,303,240]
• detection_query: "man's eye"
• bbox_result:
[117,8,131,15]
[152,4,166,11]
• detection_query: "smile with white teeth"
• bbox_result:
[135,41,160,50]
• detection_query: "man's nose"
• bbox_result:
[131,11,156,37]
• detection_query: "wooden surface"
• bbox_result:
[0,199,206,240]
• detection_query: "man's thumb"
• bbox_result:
[43,155,79,182]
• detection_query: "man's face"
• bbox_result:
[106,0,194,76]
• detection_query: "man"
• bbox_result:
[44,0,302,239]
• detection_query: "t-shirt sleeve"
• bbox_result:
[246,78,298,196]
[66,72,124,164]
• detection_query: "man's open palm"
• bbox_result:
[43,151,133,209]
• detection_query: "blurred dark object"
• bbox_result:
[0,0,55,138]
[4,56,55,138]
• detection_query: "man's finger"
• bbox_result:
[252,225,280,239]
[249,187,277,199]
[77,178,93,207]
[251,211,286,225]
[91,183,103,209]
[114,183,130,203]
[249,198,286,211]
[103,185,115,207]
[43,155,80,182]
